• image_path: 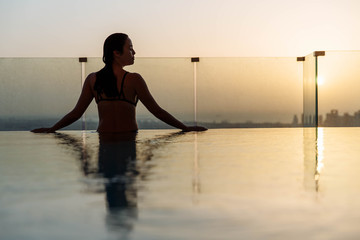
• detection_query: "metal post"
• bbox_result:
[79,57,87,131]
[315,56,319,127]
[313,51,325,127]
[191,57,199,126]
[297,56,305,126]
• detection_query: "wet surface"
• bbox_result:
[1,128,360,240]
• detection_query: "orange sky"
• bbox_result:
[1,0,360,58]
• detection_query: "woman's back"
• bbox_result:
[90,72,139,133]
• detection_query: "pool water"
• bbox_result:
[1,128,360,240]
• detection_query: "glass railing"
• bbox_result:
[0,58,83,130]
[197,57,302,127]
[317,51,360,127]
[301,50,360,127]
[302,53,317,127]
[0,57,303,130]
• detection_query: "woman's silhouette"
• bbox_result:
[31,33,206,133]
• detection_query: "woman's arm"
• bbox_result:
[31,74,95,133]
[134,74,207,132]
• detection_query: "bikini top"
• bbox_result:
[95,72,138,106]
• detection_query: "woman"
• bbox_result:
[31,33,207,133]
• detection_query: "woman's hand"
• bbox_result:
[183,126,208,132]
[31,128,56,133]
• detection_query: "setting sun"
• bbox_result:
[317,76,325,85]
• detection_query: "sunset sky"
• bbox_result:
[1,0,360,58]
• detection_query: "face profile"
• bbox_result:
[114,38,136,67]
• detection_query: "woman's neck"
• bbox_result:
[112,62,125,77]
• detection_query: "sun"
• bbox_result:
[317,76,324,85]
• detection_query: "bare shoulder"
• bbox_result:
[127,72,146,86]
[86,72,97,82]
[84,72,97,87]
[127,72,143,80]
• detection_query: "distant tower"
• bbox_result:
[292,115,299,126]
[301,113,304,125]
[354,110,360,126]
[325,109,339,126]
[318,115,323,126]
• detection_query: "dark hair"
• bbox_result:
[95,33,129,98]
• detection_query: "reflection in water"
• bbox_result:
[192,133,201,203]
[98,133,138,236]
[53,131,185,238]
[315,128,324,184]
[303,128,324,192]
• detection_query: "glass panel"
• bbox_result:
[83,57,103,129]
[196,57,302,127]
[0,58,82,130]
[303,53,317,127]
[317,51,360,126]
[85,57,194,129]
